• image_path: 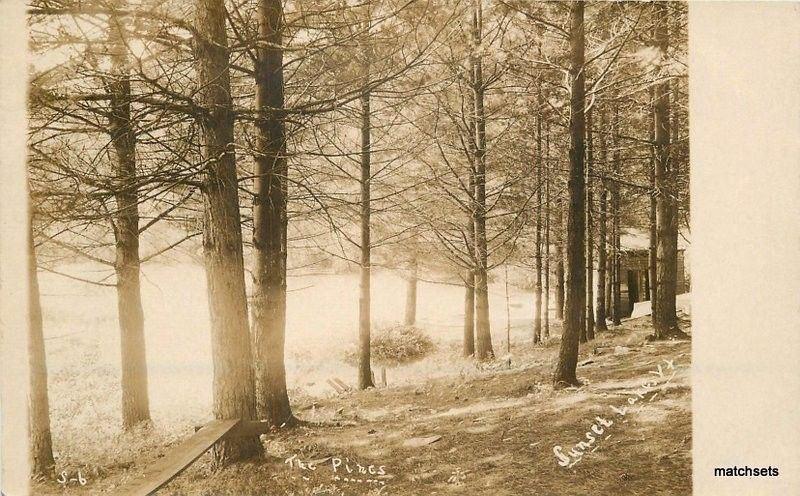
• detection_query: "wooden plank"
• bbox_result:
[403,435,442,448]
[327,378,345,393]
[332,378,351,392]
[120,419,240,496]
[194,420,270,437]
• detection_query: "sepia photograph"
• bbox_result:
[0,0,795,495]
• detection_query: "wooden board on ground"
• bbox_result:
[119,419,240,496]
[333,378,352,392]
[403,435,442,448]
[327,378,346,393]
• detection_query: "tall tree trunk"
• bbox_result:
[358,84,375,389]
[595,110,608,332]
[533,100,543,344]
[554,1,585,387]
[463,269,475,356]
[579,123,587,346]
[404,258,418,326]
[605,253,613,318]
[648,86,658,314]
[252,0,292,426]
[107,2,150,430]
[543,121,551,339]
[357,8,376,389]
[611,108,622,326]
[585,108,595,341]
[472,0,493,360]
[463,157,477,357]
[195,0,261,463]
[28,223,55,478]
[555,203,565,321]
[652,2,682,338]
[464,70,477,358]
[671,77,682,281]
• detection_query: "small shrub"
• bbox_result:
[344,324,435,367]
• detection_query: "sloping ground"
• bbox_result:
[35,316,691,496]
[631,293,691,319]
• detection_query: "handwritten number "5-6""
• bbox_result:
[57,470,87,486]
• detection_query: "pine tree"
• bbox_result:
[195,0,261,463]
[554,1,586,387]
[251,0,293,426]
[106,0,151,430]
[28,219,55,478]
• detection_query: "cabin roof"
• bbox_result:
[620,228,691,252]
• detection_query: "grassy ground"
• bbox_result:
[35,315,691,496]
[34,264,549,480]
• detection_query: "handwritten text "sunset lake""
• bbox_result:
[553,357,679,468]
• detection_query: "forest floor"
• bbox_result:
[35,314,691,496]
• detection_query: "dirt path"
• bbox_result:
[37,316,691,496]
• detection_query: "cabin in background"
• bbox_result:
[615,229,690,318]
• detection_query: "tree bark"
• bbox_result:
[28,222,55,478]
[595,110,608,332]
[648,86,658,315]
[533,103,543,344]
[358,84,375,389]
[472,0,493,360]
[555,204,565,321]
[554,1,585,387]
[464,69,477,358]
[543,121,551,339]
[605,252,613,318]
[195,0,261,463]
[585,108,594,341]
[251,0,292,427]
[463,269,475,356]
[107,1,150,430]
[652,2,682,338]
[611,108,622,326]
[404,258,418,326]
